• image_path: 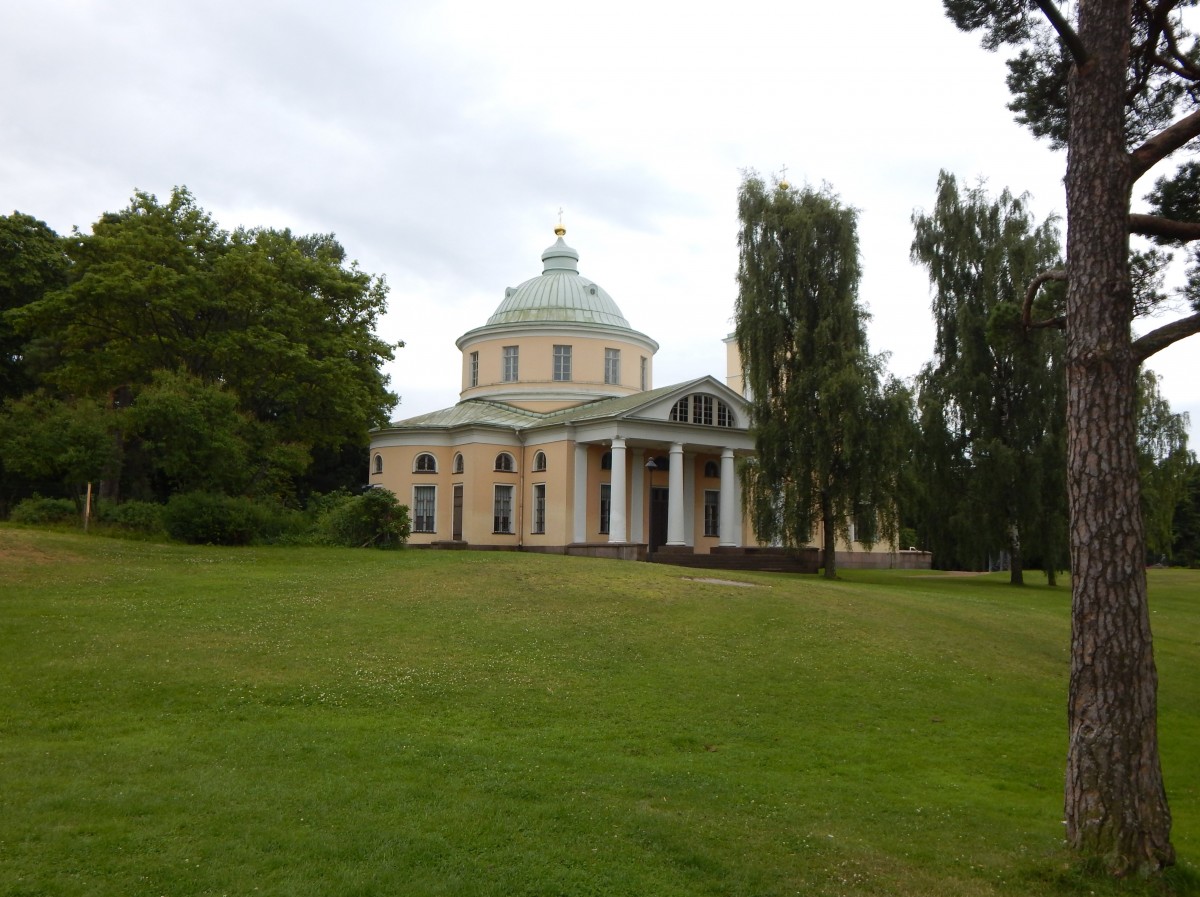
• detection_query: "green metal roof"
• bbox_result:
[486,236,631,329]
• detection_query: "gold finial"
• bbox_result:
[778,165,790,190]
[555,206,566,237]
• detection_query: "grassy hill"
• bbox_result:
[1,527,1197,896]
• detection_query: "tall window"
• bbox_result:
[494,485,514,533]
[604,348,620,385]
[553,345,572,381]
[495,452,515,472]
[502,346,519,382]
[696,394,714,426]
[717,401,734,427]
[373,454,383,475]
[469,351,479,387]
[640,356,648,391]
[533,451,547,472]
[414,453,437,472]
[704,490,720,537]
[532,484,546,534]
[453,453,464,474]
[599,484,611,534]
[414,485,436,533]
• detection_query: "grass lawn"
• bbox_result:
[1,527,1197,896]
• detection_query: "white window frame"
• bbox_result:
[599,483,611,534]
[532,483,546,534]
[469,351,479,388]
[413,485,437,533]
[414,453,438,473]
[502,346,519,382]
[493,484,515,534]
[604,348,620,385]
[553,344,572,381]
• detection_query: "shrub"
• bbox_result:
[163,492,262,546]
[10,496,78,526]
[97,501,166,535]
[319,488,410,548]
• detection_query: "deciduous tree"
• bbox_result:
[735,174,907,578]
[911,172,1066,582]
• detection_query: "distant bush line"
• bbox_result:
[5,488,410,548]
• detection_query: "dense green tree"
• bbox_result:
[734,174,908,579]
[911,172,1066,583]
[0,213,66,403]
[7,188,397,502]
[945,0,1200,872]
[0,391,121,500]
[1137,369,1194,560]
[1172,459,1200,565]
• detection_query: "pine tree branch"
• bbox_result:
[1035,0,1089,65]
[1130,107,1200,181]
[1022,267,1068,328]
[1129,212,1200,241]
[1133,311,1200,361]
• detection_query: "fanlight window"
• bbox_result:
[453,453,464,474]
[495,452,516,472]
[704,460,719,478]
[414,453,438,473]
[669,394,736,428]
[533,451,547,472]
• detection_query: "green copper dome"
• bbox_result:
[487,234,631,328]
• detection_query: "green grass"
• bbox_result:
[1,527,1197,896]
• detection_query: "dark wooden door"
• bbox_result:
[649,487,669,550]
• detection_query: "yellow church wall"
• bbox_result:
[458,332,653,402]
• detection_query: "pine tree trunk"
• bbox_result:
[1063,0,1173,873]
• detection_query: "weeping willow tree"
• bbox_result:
[734,173,910,578]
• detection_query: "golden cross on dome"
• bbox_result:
[555,206,566,237]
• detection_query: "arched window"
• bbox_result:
[669,394,736,428]
[716,400,735,428]
[453,453,464,474]
[414,453,437,473]
[373,454,383,475]
[704,460,719,479]
[601,452,612,470]
[495,452,515,472]
[533,451,547,472]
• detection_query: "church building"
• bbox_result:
[369,225,912,567]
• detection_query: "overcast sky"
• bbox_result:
[2,1,1196,436]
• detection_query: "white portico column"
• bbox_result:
[609,437,627,542]
[667,442,686,546]
[573,443,588,543]
[719,448,739,547]
[630,449,645,543]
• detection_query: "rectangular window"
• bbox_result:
[704,490,720,537]
[604,348,620,385]
[413,485,436,533]
[553,344,572,381]
[502,346,519,382]
[599,484,611,534]
[640,356,648,391]
[696,394,714,425]
[493,484,514,533]
[469,351,479,387]
[532,484,546,534]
